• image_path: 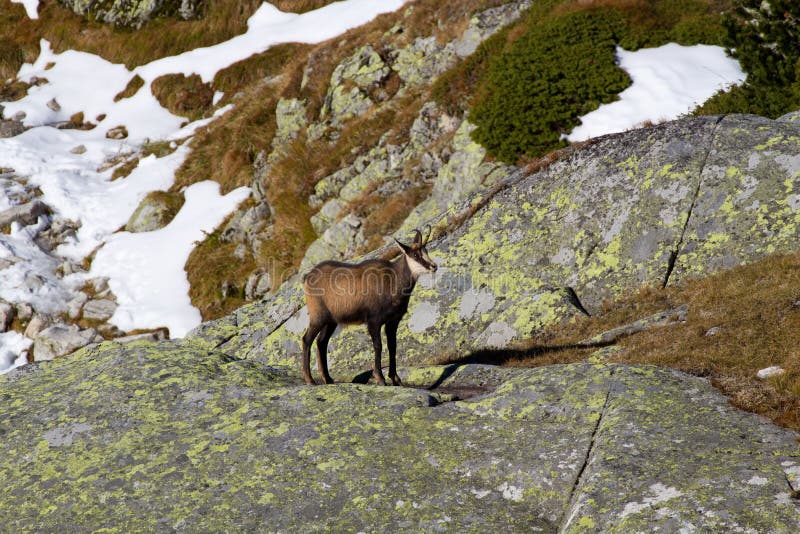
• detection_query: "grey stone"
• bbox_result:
[70,145,87,155]
[0,301,14,332]
[113,330,168,344]
[46,98,61,112]
[15,303,32,322]
[105,125,128,140]
[0,200,49,228]
[82,299,117,322]
[66,293,88,320]
[58,0,204,27]
[125,194,179,233]
[32,324,100,361]
[245,271,271,301]
[0,120,25,138]
[300,214,366,272]
[24,314,53,339]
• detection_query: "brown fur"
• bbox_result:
[301,230,436,385]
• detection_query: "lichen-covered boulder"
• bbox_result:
[1,342,798,531]
[58,0,204,27]
[320,45,390,124]
[300,214,366,272]
[125,191,184,233]
[191,114,800,376]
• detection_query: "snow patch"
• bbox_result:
[90,181,250,338]
[567,44,745,142]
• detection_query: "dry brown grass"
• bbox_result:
[114,75,144,102]
[185,221,259,320]
[496,252,800,432]
[151,73,214,121]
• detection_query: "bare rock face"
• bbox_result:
[192,114,800,375]
[1,343,798,531]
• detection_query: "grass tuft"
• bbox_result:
[484,252,800,432]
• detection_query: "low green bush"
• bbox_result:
[696,0,800,118]
[457,0,728,163]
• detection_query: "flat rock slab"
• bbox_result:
[1,340,798,531]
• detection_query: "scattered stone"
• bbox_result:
[12,111,25,121]
[757,366,785,379]
[245,271,271,301]
[70,145,87,155]
[24,314,53,339]
[0,301,14,332]
[0,200,49,228]
[46,98,61,112]
[15,303,32,322]
[57,260,85,277]
[90,277,110,295]
[82,299,118,322]
[113,330,168,344]
[66,293,88,320]
[705,326,722,337]
[32,324,101,361]
[106,125,128,140]
[0,119,25,138]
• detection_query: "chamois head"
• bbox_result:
[394,225,437,278]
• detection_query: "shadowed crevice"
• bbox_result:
[662,115,725,288]
[559,366,618,531]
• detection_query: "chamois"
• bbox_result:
[301,226,437,385]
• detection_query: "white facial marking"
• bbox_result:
[406,254,431,278]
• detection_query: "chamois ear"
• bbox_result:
[393,237,410,254]
[412,229,422,245]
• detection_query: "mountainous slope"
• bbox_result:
[191,112,800,375]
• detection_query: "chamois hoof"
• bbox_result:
[389,375,404,387]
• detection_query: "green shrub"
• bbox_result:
[459,0,728,163]
[697,0,800,117]
[470,9,630,162]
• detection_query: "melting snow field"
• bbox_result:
[0,2,744,372]
[0,0,408,370]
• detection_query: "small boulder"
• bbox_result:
[0,119,25,138]
[33,324,101,361]
[24,314,53,339]
[82,299,117,322]
[106,125,128,140]
[245,271,271,301]
[125,191,184,233]
[0,199,49,228]
[0,301,14,332]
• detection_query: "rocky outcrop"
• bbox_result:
[190,113,800,375]
[1,340,798,531]
[58,0,205,28]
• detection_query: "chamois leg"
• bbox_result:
[301,322,324,385]
[367,322,386,385]
[385,318,403,386]
[316,320,336,385]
